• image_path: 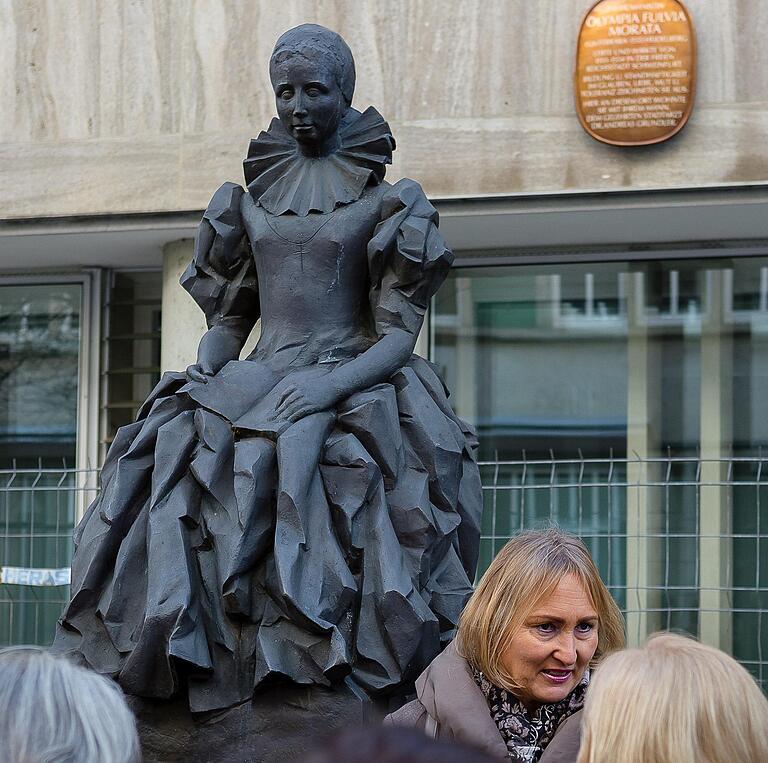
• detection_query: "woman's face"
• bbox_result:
[501,573,599,709]
[272,55,346,155]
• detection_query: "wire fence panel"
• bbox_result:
[0,457,765,690]
[478,453,768,690]
[0,464,99,648]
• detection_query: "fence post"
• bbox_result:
[625,269,663,646]
[454,276,478,423]
[698,269,733,651]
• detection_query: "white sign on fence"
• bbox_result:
[0,566,71,586]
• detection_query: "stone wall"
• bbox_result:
[1,0,767,218]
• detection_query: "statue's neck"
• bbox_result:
[295,133,341,158]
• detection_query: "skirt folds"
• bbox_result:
[55,355,482,713]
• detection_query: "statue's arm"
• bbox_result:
[188,318,255,382]
[180,183,260,382]
[324,329,415,398]
[275,327,413,416]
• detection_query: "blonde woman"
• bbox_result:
[578,632,768,763]
[388,528,625,762]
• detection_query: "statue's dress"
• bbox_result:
[55,107,482,713]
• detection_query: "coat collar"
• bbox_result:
[415,642,509,758]
[242,106,395,217]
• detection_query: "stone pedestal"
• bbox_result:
[128,680,386,763]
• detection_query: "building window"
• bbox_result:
[100,270,162,459]
[433,258,768,459]
[0,281,84,646]
[0,284,82,467]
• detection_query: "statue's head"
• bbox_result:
[270,24,356,156]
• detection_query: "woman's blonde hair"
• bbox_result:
[578,632,768,763]
[456,527,624,692]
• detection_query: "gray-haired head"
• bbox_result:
[270,24,356,106]
[0,647,140,763]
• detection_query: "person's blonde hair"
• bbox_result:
[456,527,624,692]
[578,632,768,763]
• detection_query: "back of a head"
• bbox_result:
[0,647,140,763]
[578,632,768,763]
[302,725,498,763]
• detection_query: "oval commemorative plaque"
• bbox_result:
[575,0,696,146]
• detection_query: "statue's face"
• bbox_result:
[272,55,346,154]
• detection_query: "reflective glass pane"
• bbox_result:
[434,260,768,458]
[0,283,81,646]
[0,284,81,466]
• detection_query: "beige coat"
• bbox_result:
[385,642,582,762]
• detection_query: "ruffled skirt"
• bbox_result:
[55,355,481,713]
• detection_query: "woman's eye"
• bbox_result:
[576,622,595,634]
[536,623,556,635]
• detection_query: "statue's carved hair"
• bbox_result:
[270,24,356,106]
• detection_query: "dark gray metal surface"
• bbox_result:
[54,24,481,715]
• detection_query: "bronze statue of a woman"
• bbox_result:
[55,24,482,716]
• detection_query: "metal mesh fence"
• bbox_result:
[0,463,98,647]
[0,456,765,690]
[477,453,768,689]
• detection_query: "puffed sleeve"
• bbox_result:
[367,179,453,339]
[180,182,260,329]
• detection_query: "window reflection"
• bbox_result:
[433,259,768,460]
[0,284,81,467]
[0,283,82,647]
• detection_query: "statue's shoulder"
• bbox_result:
[370,177,430,215]
[374,177,438,227]
[203,182,246,218]
[355,179,393,220]
[379,177,426,194]
[368,178,393,198]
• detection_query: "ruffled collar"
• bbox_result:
[243,106,395,217]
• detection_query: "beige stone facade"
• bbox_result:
[1,0,767,220]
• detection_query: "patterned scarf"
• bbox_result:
[473,668,589,762]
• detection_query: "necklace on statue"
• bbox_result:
[262,210,334,272]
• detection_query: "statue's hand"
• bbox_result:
[275,380,340,423]
[185,362,217,384]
